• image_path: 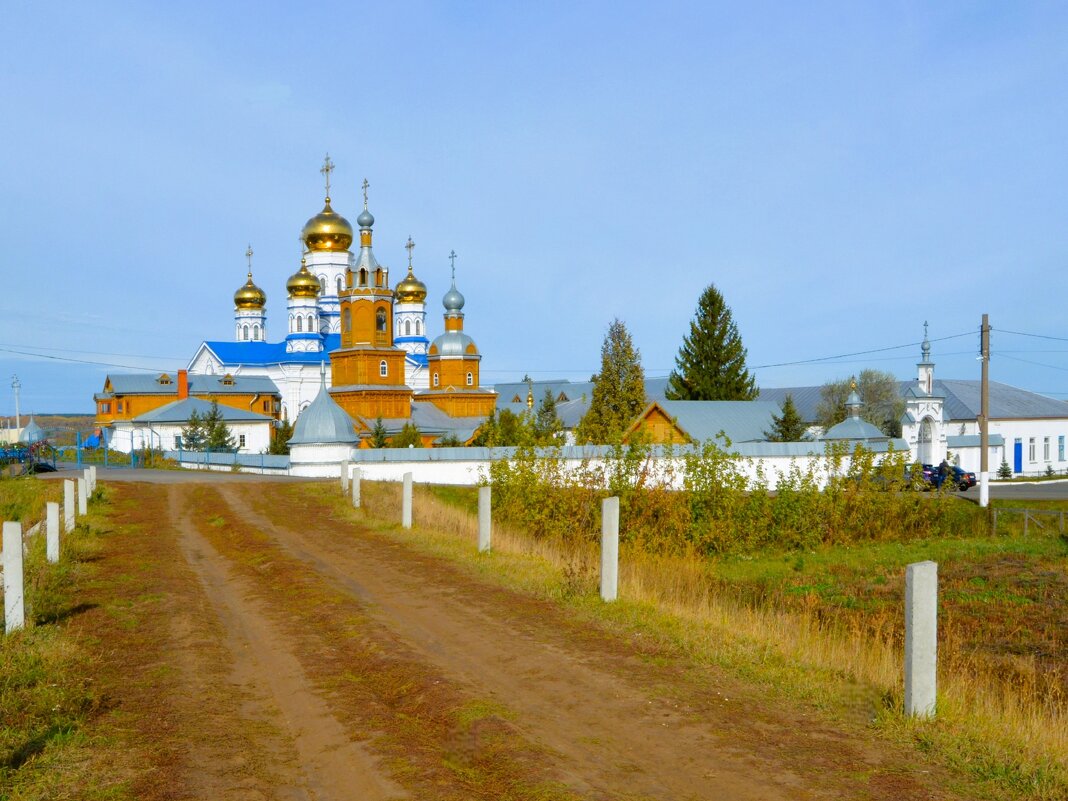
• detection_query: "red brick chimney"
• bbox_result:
[177,369,189,400]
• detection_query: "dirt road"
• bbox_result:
[83,480,965,800]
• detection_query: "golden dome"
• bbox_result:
[301,198,353,252]
[394,266,427,303]
[234,272,266,309]
[287,259,321,298]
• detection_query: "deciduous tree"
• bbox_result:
[816,370,904,437]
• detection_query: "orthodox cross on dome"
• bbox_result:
[405,236,415,269]
[448,249,457,281]
[923,320,929,339]
[245,244,253,277]
[320,154,335,200]
[362,178,370,209]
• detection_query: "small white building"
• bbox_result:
[109,397,275,455]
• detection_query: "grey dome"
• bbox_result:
[823,416,886,441]
[288,372,358,445]
[357,209,374,228]
[21,417,45,444]
[443,281,465,311]
[430,330,477,358]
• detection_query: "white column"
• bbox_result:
[600,496,619,602]
[46,502,60,563]
[64,479,75,531]
[478,485,491,553]
[3,522,25,632]
[905,560,938,718]
[351,467,361,508]
[77,478,88,516]
[979,471,989,508]
[402,472,413,529]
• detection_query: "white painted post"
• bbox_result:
[340,461,350,492]
[83,469,92,500]
[3,522,25,632]
[46,502,60,563]
[64,479,75,532]
[351,467,361,508]
[77,478,88,516]
[600,496,619,602]
[402,472,413,529]
[905,560,938,718]
[478,485,491,553]
[89,465,98,493]
[979,471,989,508]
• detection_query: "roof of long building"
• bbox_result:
[98,373,280,397]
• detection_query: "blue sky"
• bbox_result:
[2,1,1067,414]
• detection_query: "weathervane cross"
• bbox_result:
[449,249,457,281]
[362,178,370,209]
[405,236,415,268]
[320,154,335,199]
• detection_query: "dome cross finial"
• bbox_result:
[245,244,254,277]
[362,177,370,210]
[405,236,415,270]
[320,154,335,201]
[449,249,457,282]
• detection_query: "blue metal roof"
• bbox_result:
[648,400,782,443]
[199,334,342,366]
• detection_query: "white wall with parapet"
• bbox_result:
[290,442,358,476]
[108,419,273,455]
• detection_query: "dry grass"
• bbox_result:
[356,480,1068,800]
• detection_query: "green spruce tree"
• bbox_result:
[390,422,423,448]
[666,283,757,401]
[576,319,647,444]
[268,419,294,455]
[203,400,235,451]
[369,417,389,448]
[764,394,808,442]
[181,410,205,451]
[533,388,562,444]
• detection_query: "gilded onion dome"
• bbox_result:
[234,271,266,309]
[394,266,427,303]
[301,198,354,252]
[287,258,321,298]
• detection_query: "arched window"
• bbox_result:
[405,320,411,336]
[379,360,388,377]
[337,276,343,294]
[252,324,260,341]
[307,314,314,332]
[319,276,326,293]
[466,372,473,386]
[297,316,303,333]
[376,307,386,332]
[342,308,351,333]
[242,325,249,341]
[433,373,439,387]
[375,268,383,287]
[359,268,368,286]
[415,320,421,335]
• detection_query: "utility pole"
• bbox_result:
[979,314,990,508]
[11,375,21,431]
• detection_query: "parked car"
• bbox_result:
[921,463,976,492]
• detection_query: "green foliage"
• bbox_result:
[666,283,757,401]
[486,441,980,557]
[471,409,535,447]
[998,459,1013,479]
[203,401,235,451]
[181,410,205,451]
[369,417,389,449]
[436,433,463,447]
[576,318,646,444]
[390,422,423,448]
[533,388,563,444]
[815,369,905,437]
[268,419,294,455]
[764,394,808,442]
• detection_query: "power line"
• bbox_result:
[0,345,174,372]
[997,353,1068,373]
[996,328,1068,343]
[748,331,974,370]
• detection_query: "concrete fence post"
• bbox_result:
[600,496,620,602]
[402,472,413,529]
[478,485,491,553]
[89,465,97,493]
[83,469,92,500]
[341,461,350,492]
[351,467,361,508]
[46,502,60,563]
[905,560,938,718]
[64,479,75,532]
[77,478,88,516]
[3,522,25,633]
